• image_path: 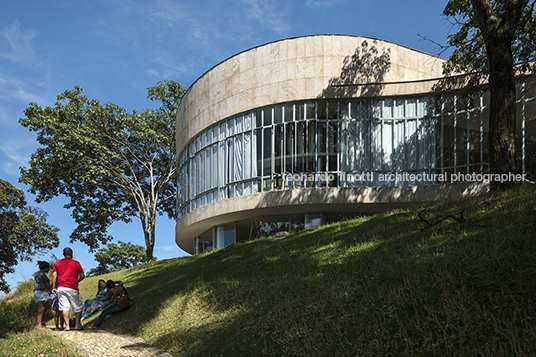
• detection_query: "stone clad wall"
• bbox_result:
[176,35,445,155]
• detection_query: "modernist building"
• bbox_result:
[175,35,536,255]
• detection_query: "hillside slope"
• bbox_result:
[75,184,536,356]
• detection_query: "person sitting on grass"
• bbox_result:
[33,261,51,328]
[88,280,132,329]
[81,279,109,322]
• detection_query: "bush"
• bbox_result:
[0,280,37,337]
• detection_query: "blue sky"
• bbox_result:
[0,0,453,293]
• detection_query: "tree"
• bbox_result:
[442,0,536,189]
[86,241,153,277]
[19,80,186,260]
[0,179,59,293]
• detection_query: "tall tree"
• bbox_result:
[0,179,59,293]
[19,80,185,260]
[442,0,536,189]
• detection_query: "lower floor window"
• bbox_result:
[193,212,364,254]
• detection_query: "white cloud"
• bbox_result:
[241,0,291,34]
[0,135,35,176]
[0,75,49,104]
[146,52,196,81]
[147,0,186,30]
[305,0,345,8]
[0,20,35,63]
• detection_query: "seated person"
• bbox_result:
[81,279,110,321]
[89,280,132,328]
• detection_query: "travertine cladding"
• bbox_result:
[176,35,445,154]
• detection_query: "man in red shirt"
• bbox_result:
[51,247,85,330]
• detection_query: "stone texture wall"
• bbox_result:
[176,35,445,154]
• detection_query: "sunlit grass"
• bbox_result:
[0,328,80,357]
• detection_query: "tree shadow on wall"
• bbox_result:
[431,72,483,97]
[319,40,391,99]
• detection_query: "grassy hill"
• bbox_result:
[3,183,536,356]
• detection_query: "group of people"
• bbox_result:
[32,247,132,330]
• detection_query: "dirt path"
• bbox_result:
[48,326,174,357]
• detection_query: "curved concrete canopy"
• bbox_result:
[175,182,488,254]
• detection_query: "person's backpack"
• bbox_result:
[113,286,131,309]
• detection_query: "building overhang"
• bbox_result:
[175,182,489,254]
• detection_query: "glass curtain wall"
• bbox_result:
[177,93,504,221]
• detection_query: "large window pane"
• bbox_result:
[306,102,316,119]
[256,129,263,176]
[317,101,327,120]
[274,124,284,175]
[383,99,393,118]
[228,138,235,183]
[285,123,295,173]
[372,120,383,170]
[340,101,350,120]
[235,115,243,133]
[215,223,235,249]
[328,122,338,153]
[244,132,252,179]
[284,104,294,122]
[244,112,252,131]
[296,103,305,120]
[328,101,338,119]
[264,108,272,126]
[206,147,212,190]
[394,99,405,118]
[228,117,235,136]
[234,135,243,182]
[219,142,227,187]
[383,120,393,168]
[318,122,327,153]
[212,145,218,188]
[263,127,272,176]
[274,105,283,124]
[393,120,406,170]
[407,99,417,117]
[407,119,418,170]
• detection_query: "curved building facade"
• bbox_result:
[175,35,536,255]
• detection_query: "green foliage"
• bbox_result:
[86,240,155,277]
[72,184,536,356]
[19,81,186,259]
[0,280,38,337]
[442,0,536,84]
[0,180,59,293]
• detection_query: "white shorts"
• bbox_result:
[57,287,83,313]
[33,290,50,303]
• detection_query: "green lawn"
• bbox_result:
[3,183,536,356]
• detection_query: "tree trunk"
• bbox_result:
[469,0,527,190]
[144,228,155,261]
[487,37,518,190]
[140,210,156,261]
